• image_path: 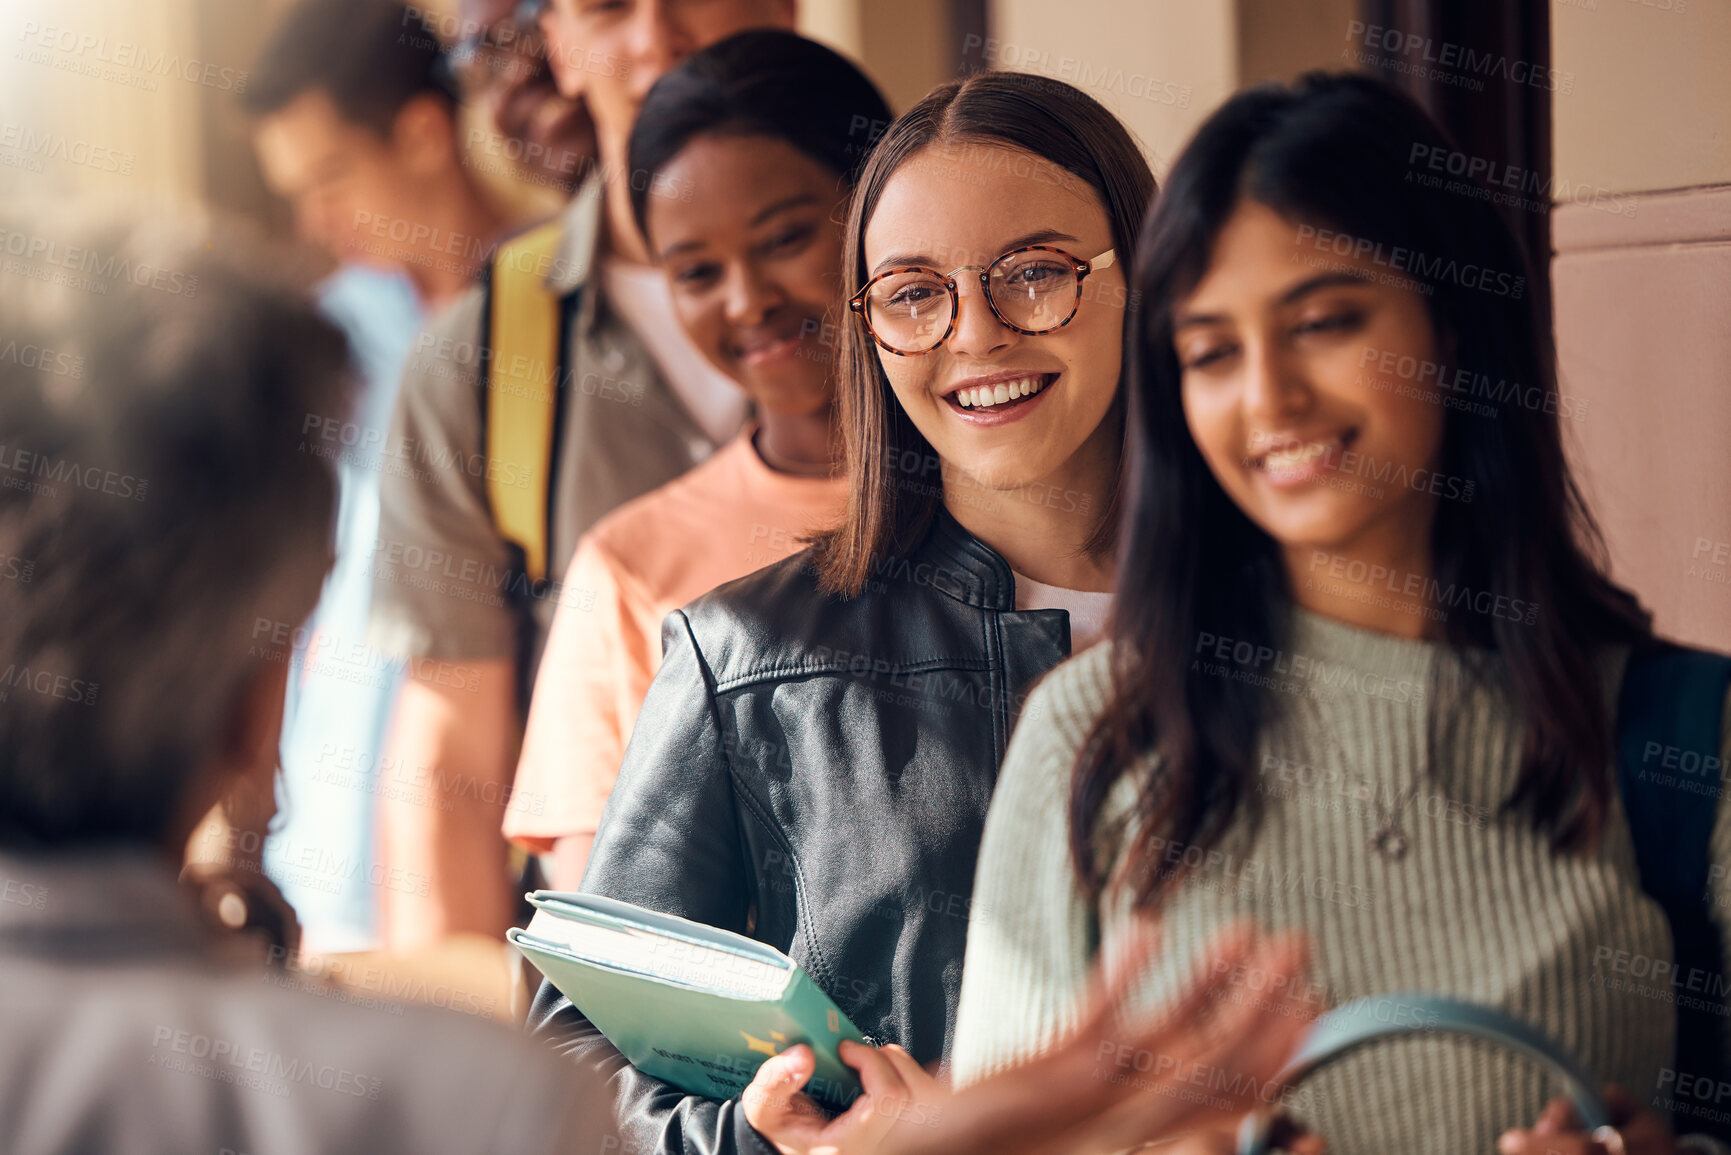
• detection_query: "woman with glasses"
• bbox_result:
[949,72,1731,1155]
[528,68,1313,1155]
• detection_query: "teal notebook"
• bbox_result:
[508,892,867,1110]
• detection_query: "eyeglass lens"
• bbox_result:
[865,249,1081,353]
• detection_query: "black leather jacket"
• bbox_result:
[526,509,1081,1155]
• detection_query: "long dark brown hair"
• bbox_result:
[808,71,1156,596]
[1072,72,1651,906]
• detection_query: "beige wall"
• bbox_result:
[1553,0,1731,195]
[1,0,1357,222]
[0,0,209,208]
[857,1,967,115]
[1550,5,1731,650]
[1236,0,1357,88]
[986,0,1238,178]
[798,0,960,116]
[796,0,864,61]
[984,0,1359,180]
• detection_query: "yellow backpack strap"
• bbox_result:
[483,220,567,585]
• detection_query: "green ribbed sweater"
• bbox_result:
[951,609,1731,1155]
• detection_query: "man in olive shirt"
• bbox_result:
[368,0,796,949]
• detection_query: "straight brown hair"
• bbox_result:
[808,71,1157,597]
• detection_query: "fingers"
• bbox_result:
[1158,1128,1239,1155]
[1266,1112,1326,1155]
[838,1039,912,1104]
[857,1042,949,1148]
[1077,929,1317,1153]
[1532,1095,1583,1136]
[1499,1086,1671,1155]
[1131,921,1261,1040]
[1118,927,1311,1092]
[1497,1128,1602,1155]
[1180,931,1314,1088]
[1603,1084,1670,1153]
[867,1042,945,1094]
[1069,918,1260,1076]
[746,1039,953,1155]
[887,922,1318,1155]
[742,1044,826,1150]
[1094,915,1167,1003]
[823,1040,914,1150]
[752,1044,816,1093]
[1602,1086,1639,1117]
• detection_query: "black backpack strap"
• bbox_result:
[1617,642,1731,1139]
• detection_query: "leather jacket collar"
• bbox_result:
[909,506,1018,612]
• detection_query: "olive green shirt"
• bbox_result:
[367,176,738,689]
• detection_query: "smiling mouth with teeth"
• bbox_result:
[1250,429,1359,474]
[951,375,1052,410]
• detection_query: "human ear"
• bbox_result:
[392,93,458,176]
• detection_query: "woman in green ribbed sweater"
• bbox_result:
[951,73,1731,1155]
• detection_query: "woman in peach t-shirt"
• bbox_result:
[505,45,884,885]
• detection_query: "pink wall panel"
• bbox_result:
[1552,186,1731,651]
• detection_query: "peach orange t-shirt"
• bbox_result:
[506,426,846,853]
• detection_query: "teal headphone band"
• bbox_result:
[1235,994,1612,1155]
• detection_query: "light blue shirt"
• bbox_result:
[266,263,422,953]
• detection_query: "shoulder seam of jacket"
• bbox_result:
[708,655,993,697]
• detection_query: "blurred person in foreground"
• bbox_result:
[0,205,600,1155]
[366,0,795,950]
[238,0,513,955]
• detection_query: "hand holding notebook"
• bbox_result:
[512,898,1323,1155]
[508,892,869,1110]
